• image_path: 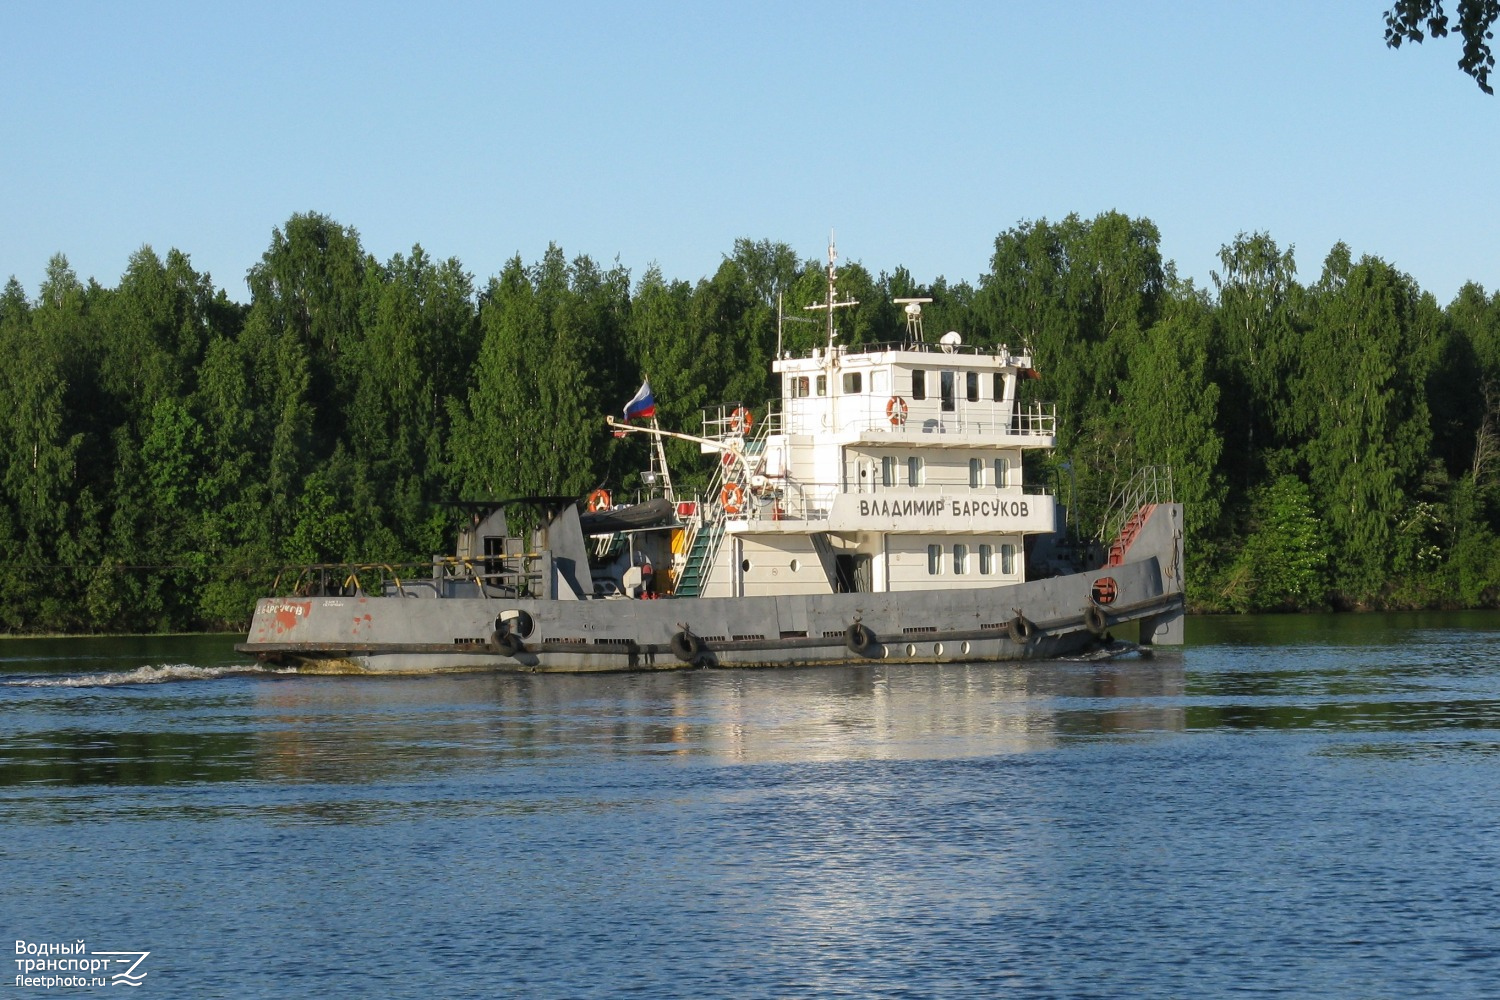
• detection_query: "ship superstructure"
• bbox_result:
[705,297,1054,600]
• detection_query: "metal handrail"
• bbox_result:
[1098,466,1176,543]
[779,400,1057,439]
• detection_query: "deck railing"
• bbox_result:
[1097,466,1176,544]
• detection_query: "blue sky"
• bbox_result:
[3,2,1495,304]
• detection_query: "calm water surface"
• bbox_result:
[3,615,1499,998]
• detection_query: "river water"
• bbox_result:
[3,614,1498,998]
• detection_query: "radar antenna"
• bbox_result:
[893,297,933,347]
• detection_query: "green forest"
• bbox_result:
[2,210,1499,633]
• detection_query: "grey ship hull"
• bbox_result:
[236,529,1183,674]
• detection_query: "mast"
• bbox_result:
[802,232,859,353]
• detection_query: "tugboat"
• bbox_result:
[237,241,1183,673]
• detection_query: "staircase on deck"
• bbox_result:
[674,517,724,598]
[671,410,769,598]
[1108,507,1150,566]
[1100,466,1175,567]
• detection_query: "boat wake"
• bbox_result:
[6,663,298,688]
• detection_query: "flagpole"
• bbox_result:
[626,376,676,503]
[649,414,675,502]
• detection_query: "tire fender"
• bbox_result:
[845,622,876,656]
[670,630,702,663]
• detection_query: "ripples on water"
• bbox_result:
[3,618,1499,998]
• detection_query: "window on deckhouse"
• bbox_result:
[940,371,956,411]
[911,370,926,400]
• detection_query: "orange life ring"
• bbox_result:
[886,396,909,427]
[586,489,611,513]
[719,482,745,515]
[729,406,753,434]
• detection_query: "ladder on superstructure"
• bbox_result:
[672,425,768,598]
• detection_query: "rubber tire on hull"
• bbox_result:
[670,630,702,663]
[1083,604,1108,636]
[845,622,877,656]
[1006,614,1037,645]
[496,632,525,657]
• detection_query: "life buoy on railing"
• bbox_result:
[886,395,909,427]
[719,481,745,515]
[845,622,877,656]
[586,489,611,513]
[729,406,753,435]
[1083,604,1108,636]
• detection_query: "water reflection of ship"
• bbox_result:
[694,659,1188,762]
[249,659,1187,784]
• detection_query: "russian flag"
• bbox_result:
[623,380,656,421]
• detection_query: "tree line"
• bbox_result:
[2,210,1498,633]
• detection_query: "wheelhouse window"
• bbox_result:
[907,456,924,486]
[993,372,1005,401]
[966,371,980,402]
[969,458,983,488]
[953,543,968,575]
[940,370,956,412]
[816,374,827,396]
[790,376,810,398]
[912,369,926,400]
[927,544,942,575]
[842,372,862,394]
